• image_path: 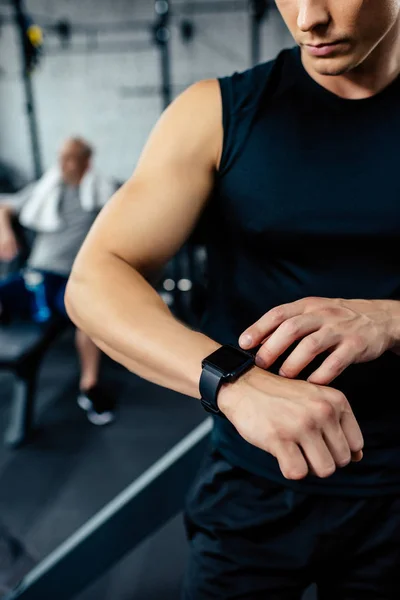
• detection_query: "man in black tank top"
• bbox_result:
[66,1,400,599]
[183,2,400,599]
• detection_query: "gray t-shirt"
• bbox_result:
[5,184,99,276]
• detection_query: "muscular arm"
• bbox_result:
[65,81,223,398]
[66,79,364,480]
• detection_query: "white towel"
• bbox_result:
[19,166,115,232]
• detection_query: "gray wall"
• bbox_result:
[0,0,293,183]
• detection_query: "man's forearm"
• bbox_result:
[0,205,14,230]
[65,253,221,399]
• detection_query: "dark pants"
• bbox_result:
[182,448,400,600]
[0,271,68,321]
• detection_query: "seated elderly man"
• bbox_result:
[0,137,116,425]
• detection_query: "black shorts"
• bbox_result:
[182,448,400,600]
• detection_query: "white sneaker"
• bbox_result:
[86,409,115,426]
[77,394,93,412]
[77,386,116,426]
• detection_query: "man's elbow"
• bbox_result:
[64,265,92,329]
[65,241,100,318]
[65,274,80,326]
[65,247,112,327]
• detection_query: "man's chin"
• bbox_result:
[308,56,356,77]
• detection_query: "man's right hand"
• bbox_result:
[0,225,19,262]
[218,366,364,481]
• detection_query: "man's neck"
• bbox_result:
[63,168,88,187]
[301,17,400,100]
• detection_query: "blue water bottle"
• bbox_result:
[23,269,51,323]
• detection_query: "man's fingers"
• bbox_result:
[325,390,364,455]
[321,421,352,468]
[307,346,356,386]
[239,297,333,349]
[255,315,322,370]
[275,441,309,481]
[279,331,338,378]
[351,450,363,462]
[300,434,336,478]
[341,411,365,454]
[239,303,301,349]
[276,435,362,482]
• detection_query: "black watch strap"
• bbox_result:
[199,365,225,416]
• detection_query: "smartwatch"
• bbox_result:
[199,345,255,416]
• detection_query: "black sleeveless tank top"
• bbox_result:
[201,47,400,496]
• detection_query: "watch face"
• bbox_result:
[204,345,253,374]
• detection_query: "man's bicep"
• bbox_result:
[100,167,214,275]
[76,80,221,275]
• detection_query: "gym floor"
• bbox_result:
[0,329,316,600]
[0,329,201,599]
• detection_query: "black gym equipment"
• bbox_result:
[0,318,69,448]
[3,419,212,600]
[249,0,270,66]
[11,0,43,180]
[0,221,70,448]
[154,0,172,110]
